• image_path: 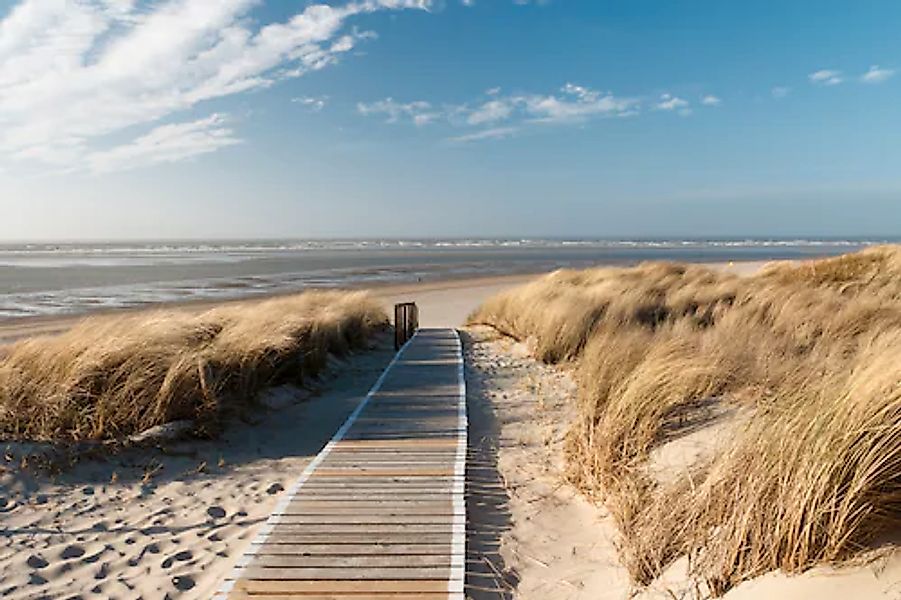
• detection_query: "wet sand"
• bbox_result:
[0,272,540,344]
[0,260,773,345]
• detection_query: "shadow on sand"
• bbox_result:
[461,330,519,599]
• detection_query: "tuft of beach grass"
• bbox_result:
[0,291,387,442]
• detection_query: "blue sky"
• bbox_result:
[1,0,899,240]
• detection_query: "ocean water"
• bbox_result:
[0,239,889,320]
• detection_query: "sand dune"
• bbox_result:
[469,247,901,596]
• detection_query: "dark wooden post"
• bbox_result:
[394,302,418,349]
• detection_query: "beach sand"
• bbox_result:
[1,262,896,598]
[0,336,399,598]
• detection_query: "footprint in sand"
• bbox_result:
[26,555,48,569]
[60,545,85,560]
[28,573,47,586]
[83,549,105,564]
[172,575,195,591]
[161,550,192,569]
[206,506,226,519]
[128,542,161,567]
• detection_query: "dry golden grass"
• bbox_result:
[469,245,901,594]
[0,291,387,442]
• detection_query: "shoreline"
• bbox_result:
[0,259,772,344]
[0,272,542,344]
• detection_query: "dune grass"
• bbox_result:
[469,245,901,594]
[0,291,388,442]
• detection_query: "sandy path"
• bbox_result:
[463,326,632,599]
[0,338,396,599]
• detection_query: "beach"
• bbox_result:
[0,254,898,599]
[0,272,539,345]
[0,258,775,345]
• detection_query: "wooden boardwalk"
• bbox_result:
[216,328,467,600]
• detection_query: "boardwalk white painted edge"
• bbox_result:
[212,332,419,600]
[449,328,467,600]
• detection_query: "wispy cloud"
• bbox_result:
[468,99,515,125]
[448,126,518,143]
[86,114,241,174]
[357,99,440,125]
[655,93,690,114]
[771,86,791,99]
[359,82,642,141]
[809,69,843,85]
[292,96,329,112]
[700,94,722,107]
[0,0,431,173]
[861,65,895,84]
[525,83,638,123]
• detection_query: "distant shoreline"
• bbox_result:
[0,260,775,344]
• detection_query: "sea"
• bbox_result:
[0,238,891,320]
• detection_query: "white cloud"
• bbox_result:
[771,86,790,99]
[656,93,689,112]
[521,83,638,123]
[809,69,843,85]
[292,96,328,111]
[86,114,241,174]
[0,0,431,173]
[359,83,639,140]
[467,99,515,125]
[357,98,439,125]
[861,65,895,84]
[448,126,517,143]
[362,82,723,142]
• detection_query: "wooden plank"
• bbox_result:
[294,492,458,500]
[303,475,462,483]
[332,439,458,449]
[250,555,453,568]
[282,506,454,515]
[251,543,453,555]
[318,462,456,468]
[284,498,454,506]
[239,566,452,580]
[268,524,458,534]
[232,580,452,594]
[311,468,455,477]
[263,534,453,545]
[275,515,454,525]
[227,593,449,600]
[280,505,454,522]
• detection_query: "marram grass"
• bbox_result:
[469,245,901,594]
[0,291,387,441]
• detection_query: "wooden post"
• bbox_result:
[394,302,418,349]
